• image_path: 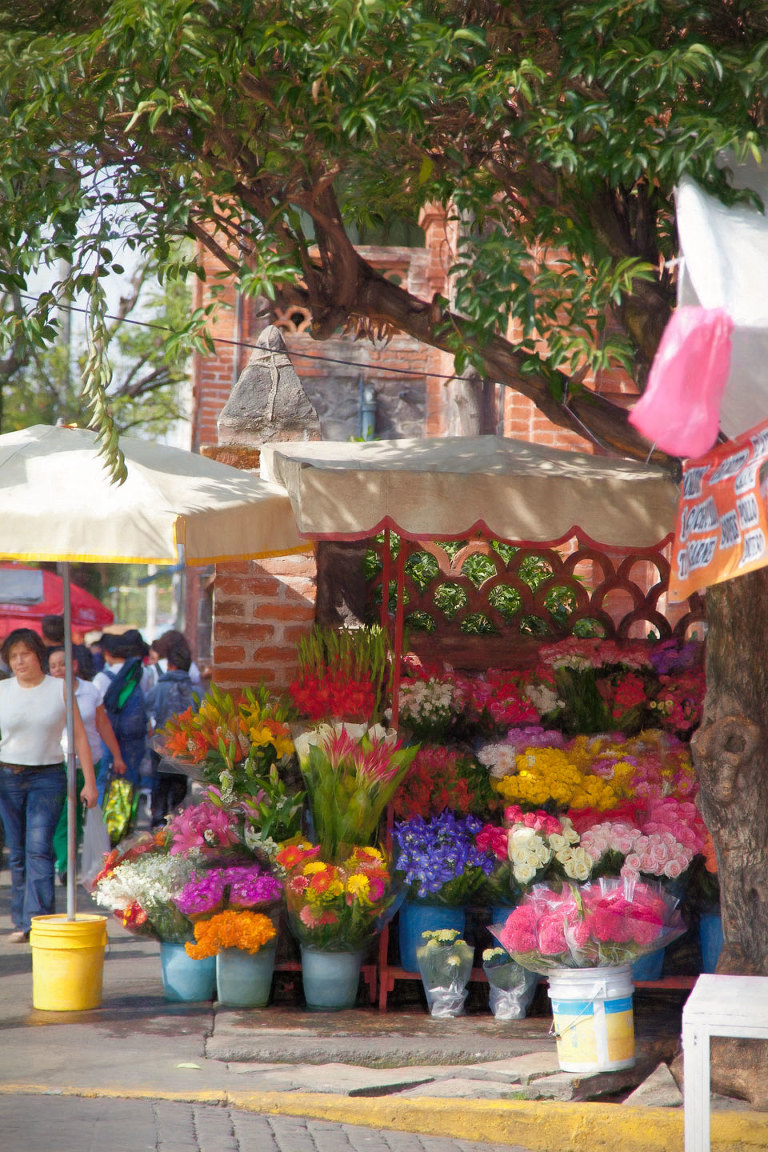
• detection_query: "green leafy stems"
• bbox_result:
[294,722,418,863]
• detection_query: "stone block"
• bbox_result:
[622,1062,683,1108]
[217,325,321,446]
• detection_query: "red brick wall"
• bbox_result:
[212,553,317,692]
[192,246,233,450]
[192,240,444,451]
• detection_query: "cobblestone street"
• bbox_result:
[0,1096,531,1152]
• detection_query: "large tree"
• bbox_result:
[1,0,768,1012]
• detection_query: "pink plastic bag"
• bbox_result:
[629,306,733,459]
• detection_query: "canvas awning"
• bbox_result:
[260,436,679,548]
[0,424,304,564]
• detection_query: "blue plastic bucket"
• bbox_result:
[300,947,363,1011]
[216,942,276,1008]
[631,947,665,982]
[699,912,723,974]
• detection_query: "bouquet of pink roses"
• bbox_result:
[493,877,685,974]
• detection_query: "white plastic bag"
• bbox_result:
[80,804,112,891]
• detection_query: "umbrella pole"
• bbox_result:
[60,562,78,922]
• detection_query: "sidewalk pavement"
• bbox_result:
[0,870,766,1152]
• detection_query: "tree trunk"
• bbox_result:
[690,568,768,1105]
[692,568,768,976]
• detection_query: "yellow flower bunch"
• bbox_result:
[493,746,633,811]
[185,910,277,958]
[247,719,295,759]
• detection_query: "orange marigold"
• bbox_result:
[185,910,277,958]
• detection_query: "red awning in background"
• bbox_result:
[0,564,113,640]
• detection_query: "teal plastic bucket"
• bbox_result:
[300,947,363,1011]
[160,942,216,1002]
[216,942,276,1008]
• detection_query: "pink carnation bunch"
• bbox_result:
[494,878,683,973]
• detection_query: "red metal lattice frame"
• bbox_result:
[365,533,705,671]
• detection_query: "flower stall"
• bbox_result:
[90,623,711,1029]
[259,436,708,1014]
[90,434,714,1039]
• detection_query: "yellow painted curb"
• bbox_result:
[2,1084,768,1152]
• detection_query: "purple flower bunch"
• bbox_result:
[174,864,283,917]
[503,726,566,750]
[648,639,704,676]
[393,811,496,905]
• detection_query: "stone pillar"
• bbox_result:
[217,324,321,447]
[210,327,321,691]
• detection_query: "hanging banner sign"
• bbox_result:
[669,417,768,601]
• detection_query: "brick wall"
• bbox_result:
[212,553,317,692]
[192,241,444,452]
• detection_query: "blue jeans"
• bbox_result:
[0,764,66,932]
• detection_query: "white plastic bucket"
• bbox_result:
[547,964,635,1073]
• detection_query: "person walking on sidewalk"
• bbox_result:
[92,630,150,804]
[146,642,197,827]
[46,645,125,883]
[0,628,98,943]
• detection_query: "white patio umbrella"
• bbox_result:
[0,424,304,919]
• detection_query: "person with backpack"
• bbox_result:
[92,630,149,806]
[146,642,196,827]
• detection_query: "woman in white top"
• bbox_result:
[47,646,125,881]
[0,629,97,942]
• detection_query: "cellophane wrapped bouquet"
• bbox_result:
[482,946,538,1020]
[416,929,475,1017]
[159,683,296,791]
[494,876,685,975]
[294,722,417,862]
[92,833,197,943]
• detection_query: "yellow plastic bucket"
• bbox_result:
[29,914,108,1011]
[547,963,635,1073]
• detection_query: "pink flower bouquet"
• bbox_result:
[494,878,685,974]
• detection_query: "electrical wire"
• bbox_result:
[19,293,462,382]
